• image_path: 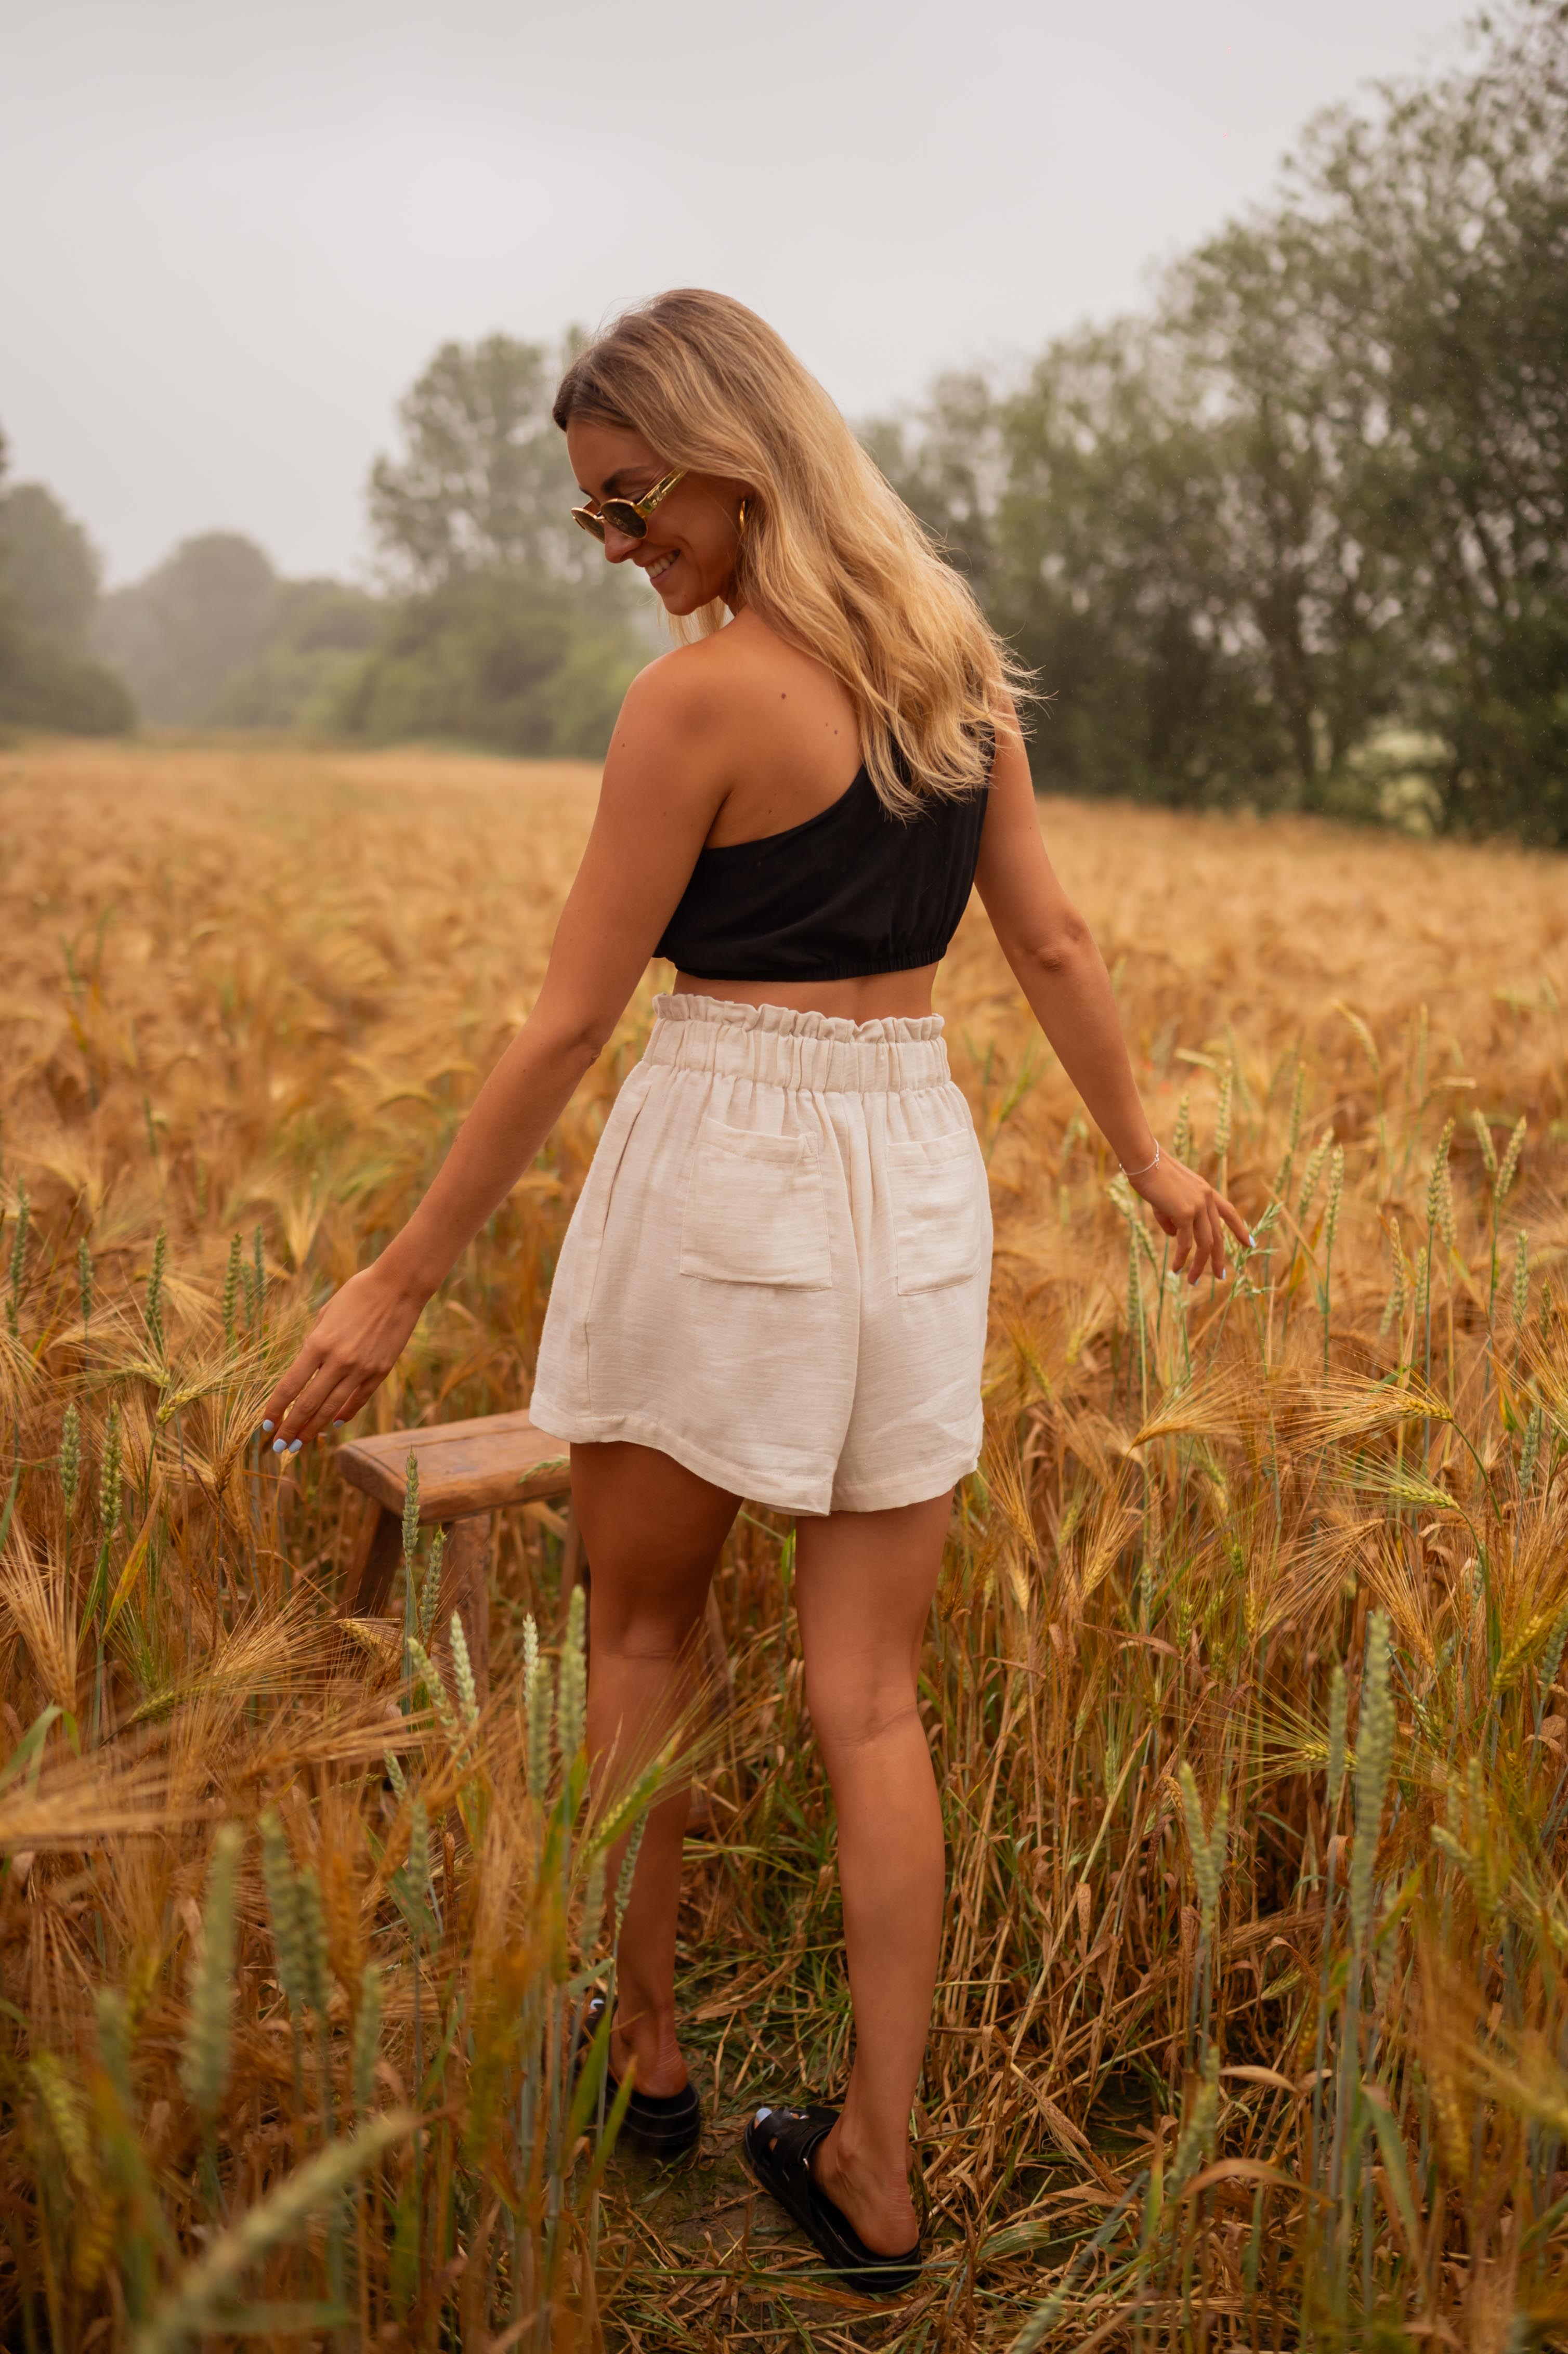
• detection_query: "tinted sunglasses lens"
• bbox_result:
[598,500,649,539]
[571,507,606,541]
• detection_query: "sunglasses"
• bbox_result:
[570,468,687,543]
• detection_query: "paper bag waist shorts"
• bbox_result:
[529,993,992,1516]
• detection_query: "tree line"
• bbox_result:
[0,339,645,764]
[2,0,1563,839]
[870,0,1567,844]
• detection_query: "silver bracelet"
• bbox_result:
[1119,1141,1161,1179]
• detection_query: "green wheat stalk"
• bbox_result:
[1350,1613,1394,1959]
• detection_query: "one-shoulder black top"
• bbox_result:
[655,761,990,983]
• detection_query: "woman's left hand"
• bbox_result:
[1127,1153,1252,1284]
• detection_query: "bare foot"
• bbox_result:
[809,2121,919,2256]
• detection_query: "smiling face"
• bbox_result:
[566,417,752,617]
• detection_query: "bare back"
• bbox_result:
[681,612,861,846]
[655,614,936,1019]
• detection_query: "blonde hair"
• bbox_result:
[553,289,1025,817]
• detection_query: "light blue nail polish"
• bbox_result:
[333,1418,345,1428]
[272,1438,285,1454]
[262,1419,275,1433]
[288,1438,302,1454]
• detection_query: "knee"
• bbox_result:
[589,1589,705,1669]
[802,1662,921,1754]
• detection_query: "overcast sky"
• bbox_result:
[1,0,1471,587]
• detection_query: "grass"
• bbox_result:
[0,735,1565,2350]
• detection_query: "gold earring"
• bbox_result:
[738,498,750,537]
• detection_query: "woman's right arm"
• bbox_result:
[258,660,726,1450]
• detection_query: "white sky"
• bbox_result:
[0,0,1470,586]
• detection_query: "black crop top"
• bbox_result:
[655,760,990,983]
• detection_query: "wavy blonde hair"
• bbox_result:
[553,289,1025,817]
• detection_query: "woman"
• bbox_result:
[260,289,1249,2296]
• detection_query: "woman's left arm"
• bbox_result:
[973,712,1251,1283]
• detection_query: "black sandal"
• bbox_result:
[743,2103,922,2298]
[578,1991,703,2162]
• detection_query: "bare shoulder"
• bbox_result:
[590,646,742,848]
[607,634,742,759]
[611,617,844,779]
[612,644,714,743]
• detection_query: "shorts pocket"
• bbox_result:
[887,1127,987,1294]
[679,1118,833,1289]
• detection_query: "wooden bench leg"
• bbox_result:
[337,1497,493,1717]
[434,1512,491,1709]
[340,1499,402,1619]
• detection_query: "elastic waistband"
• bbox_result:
[644,991,951,1093]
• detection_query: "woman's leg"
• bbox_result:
[570,1439,739,2097]
[791,1489,952,2254]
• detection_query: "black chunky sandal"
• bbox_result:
[578,1991,703,2162]
[742,2103,922,2298]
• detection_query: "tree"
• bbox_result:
[996,326,1298,805]
[210,579,383,729]
[368,334,596,590]
[346,333,649,757]
[1286,0,1568,840]
[95,532,277,723]
[0,605,136,736]
[1167,218,1409,806]
[874,333,1293,806]
[0,431,134,736]
[0,481,101,644]
[863,371,1007,604]
[331,572,638,760]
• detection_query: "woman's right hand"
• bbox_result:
[257,1264,427,1455]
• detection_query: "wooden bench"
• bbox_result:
[336,1408,575,1705]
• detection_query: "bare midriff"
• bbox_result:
[672,965,939,1024]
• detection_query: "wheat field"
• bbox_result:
[1,736,1566,2351]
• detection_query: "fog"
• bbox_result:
[1,0,1468,582]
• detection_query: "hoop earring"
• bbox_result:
[737,498,750,538]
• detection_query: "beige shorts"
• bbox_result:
[530,993,992,1516]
